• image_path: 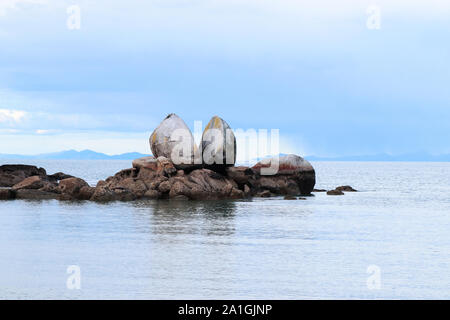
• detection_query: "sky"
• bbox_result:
[0,0,449,157]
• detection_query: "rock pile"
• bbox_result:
[0,114,317,201]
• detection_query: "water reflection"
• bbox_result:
[132,199,238,238]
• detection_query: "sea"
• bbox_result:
[0,160,449,299]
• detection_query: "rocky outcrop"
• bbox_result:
[0,113,321,201]
[0,154,318,201]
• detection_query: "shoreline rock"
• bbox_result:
[0,154,318,202]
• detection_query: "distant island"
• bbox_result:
[0,150,449,162]
[0,150,151,160]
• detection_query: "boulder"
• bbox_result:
[58,177,90,200]
[90,187,116,202]
[0,165,47,187]
[252,154,316,195]
[12,176,45,190]
[252,154,314,175]
[78,186,95,200]
[132,156,158,171]
[201,116,236,169]
[149,113,200,169]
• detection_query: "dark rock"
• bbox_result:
[258,190,272,198]
[15,189,59,200]
[0,188,15,200]
[142,189,161,200]
[91,187,116,202]
[313,189,327,192]
[170,195,190,201]
[298,197,307,200]
[79,186,95,200]
[284,195,297,200]
[336,185,357,192]
[327,189,344,195]
[0,165,47,187]
[47,172,74,182]
[225,166,255,186]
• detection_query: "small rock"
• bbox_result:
[158,180,172,193]
[156,156,177,176]
[327,189,344,195]
[258,190,272,198]
[313,189,327,192]
[336,185,357,192]
[244,184,251,196]
[298,197,307,200]
[284,195,297,200]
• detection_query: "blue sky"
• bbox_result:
[0,0,449,157]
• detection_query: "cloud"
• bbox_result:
[0,0,47,16]
[0,109,27,124]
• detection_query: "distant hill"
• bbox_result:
[305,153,450,162]
[0,150,151,160]
[0,150,449,162]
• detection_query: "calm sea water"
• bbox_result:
[0,160,449,299]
